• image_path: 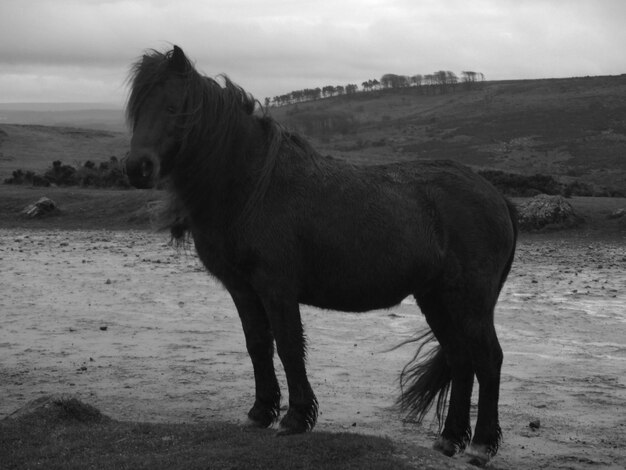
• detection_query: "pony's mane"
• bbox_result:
[127,48,318,231]
[126,48,257,130]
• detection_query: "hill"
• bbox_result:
[0,74,625,193]
[0,124,129,181]
[269,75,626,194]
[0,103,126,132]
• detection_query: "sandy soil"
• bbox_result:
[1,229,625,469]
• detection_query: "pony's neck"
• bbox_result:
[171,112,270,229]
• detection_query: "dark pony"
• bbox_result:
[126,46,518,467]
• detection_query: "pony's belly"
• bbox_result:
[299,282,410,313]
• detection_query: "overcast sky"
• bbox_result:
[1,0,625,105]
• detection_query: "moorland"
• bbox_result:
[1,75,625,470]
[1,73,625,233]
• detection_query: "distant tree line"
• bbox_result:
[265,70,484,107]
[4,157,129,188]
[267,84,360,107]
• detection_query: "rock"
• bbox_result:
[529,419,541,430]
[21,197,59,218]
[517,195,583,231]
[607,208,625,220]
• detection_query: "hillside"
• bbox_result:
[0,104,126,132]
[269,75,626,194]
[0,124,129,180]
[0,74,625,192]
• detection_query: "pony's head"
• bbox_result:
[125,45,259,190]
[125,46,294,229]
[125,45,195,188]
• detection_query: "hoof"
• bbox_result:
[276,401,318,435]
[465,444,492,467]
[276,423,306,436]
[433,437,460,457]
[247,399,280,428]
[246,416,273,429]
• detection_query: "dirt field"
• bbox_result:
[1,228,625,469]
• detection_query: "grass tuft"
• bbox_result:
[0,396,428,470]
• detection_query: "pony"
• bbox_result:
[125,46,518,466]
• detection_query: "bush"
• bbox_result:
[518,194,584,231]
[5,169,25,185]
[478,170,561,196]
[478,170,596,198]
[4,157,129,188]
[45,160,78,186]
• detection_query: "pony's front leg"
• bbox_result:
[261,295,318,434]
[229,288,281,428]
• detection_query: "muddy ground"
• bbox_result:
[1,229,625,469]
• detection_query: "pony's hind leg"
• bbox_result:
[415,293,473,456]
[464,320,503,466]
[229,287,281,428]
[441,285,503,466]
[436,351,474,456]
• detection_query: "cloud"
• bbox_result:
[0,65,124,103]
[0,0,625,103]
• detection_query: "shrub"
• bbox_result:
[478,170,596,198]
[4,157,129,188]
[517,194,584,231]
[44,160,78,186]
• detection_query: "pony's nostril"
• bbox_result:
[141,159,154,178]
[126,154,157,188]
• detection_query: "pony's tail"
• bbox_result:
[396,330,452,428]
[500,197,519,292]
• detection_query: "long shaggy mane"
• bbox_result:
[126,48,319,233]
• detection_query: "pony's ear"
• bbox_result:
[170,45,188,73]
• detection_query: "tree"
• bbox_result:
[423,74,436,93]
[445,71,458,92]
[410,74,423,88]
[381,74,410,89]
[431,71,458,94]
[291,90,303,103]
[461,71,485,90]
[434,71,448,92]
[309,87,322,100]
[266,68,483,106]
[322,85,335,98]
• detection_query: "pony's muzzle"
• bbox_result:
[126,153,158,189]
